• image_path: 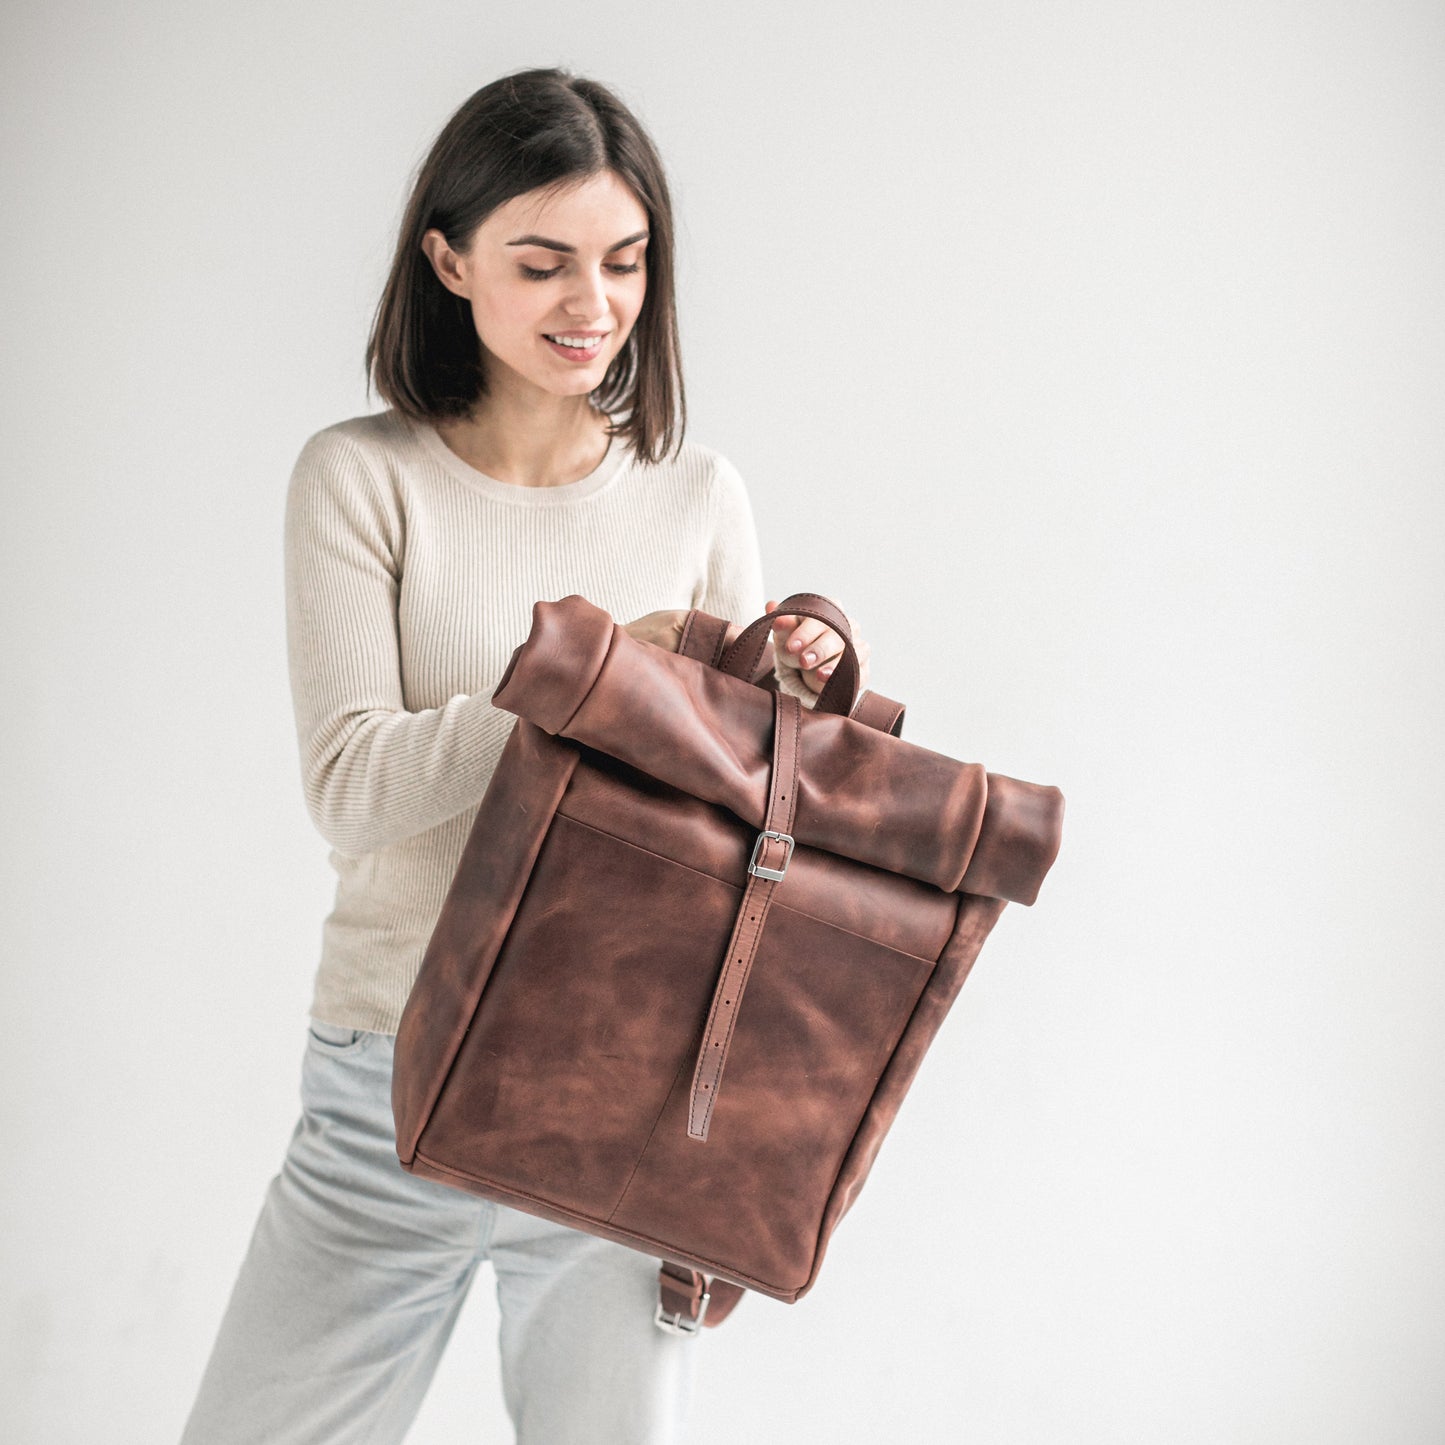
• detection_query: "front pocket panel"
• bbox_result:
[420,812,738,1218]
[607,903,935,1292]
[420,778,941,1287]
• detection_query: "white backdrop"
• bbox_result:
[3,2,1442,1441]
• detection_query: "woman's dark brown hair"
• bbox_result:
[366,67,686,465]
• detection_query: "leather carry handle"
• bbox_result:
[680,599,909,735]
[718,592,861,716]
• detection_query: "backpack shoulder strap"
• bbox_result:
[656,1262,747,1333]
[677,608,732,667]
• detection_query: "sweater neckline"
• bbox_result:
[414,418,629,506]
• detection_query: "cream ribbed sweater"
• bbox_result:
[284,408,867,1033]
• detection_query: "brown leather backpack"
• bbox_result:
[392,592,1064,1333]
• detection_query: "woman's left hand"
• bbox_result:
[620,608,691,652]
[766,597,868,697]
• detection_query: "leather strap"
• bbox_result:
[705,1277,746,1324]
[687,687,803,1141]
[657,1262,746,1330]
[682,605,907,738]
[719,592,861,716]
[676,609,731,668]
[678,607,775,681]
[850,688,906,736]
[657,1260,708,1327]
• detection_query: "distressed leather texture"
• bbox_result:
[392,591,1065,1313]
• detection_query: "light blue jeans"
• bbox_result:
[179,1020,698,1444]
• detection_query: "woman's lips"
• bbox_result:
[542,333,607,361]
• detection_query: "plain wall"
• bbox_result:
[2,1,1442,1441]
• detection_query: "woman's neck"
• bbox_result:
[433,387,611,489]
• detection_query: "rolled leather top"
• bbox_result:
[491,595,1064,904]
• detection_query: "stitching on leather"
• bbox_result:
[692,870,760,1136]
[691,693,789,1132]
[739,623,771,681]
[677,608,699,659]
[691,879,762,1129]
[802,899,1006,1297]
[710,623,730,668]
[694,691,800,1137]
[549,811,945,961]
[396,732,580,1165]
[787,691,800,833]
[805,957,948,1294]
[678,610,731,670]
[729,596,833,682]
[729,596,854,699]
[553,809,742,885]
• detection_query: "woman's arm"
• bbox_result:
[283,429,515,856]
[696,453,768,632]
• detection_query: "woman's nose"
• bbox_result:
[562,266,608,318]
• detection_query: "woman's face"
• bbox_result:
[427,169,651,404]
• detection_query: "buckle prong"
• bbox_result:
[748,829,795,882]
[654,1287,710,1336]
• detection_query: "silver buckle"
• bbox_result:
[654,1286,710,1336]
[747,829,795,882]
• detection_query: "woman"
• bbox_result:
[180,66,869,1445]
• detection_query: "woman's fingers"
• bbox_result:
[774,618,843,667]
[792,624,843,669]
[766,602,846,672]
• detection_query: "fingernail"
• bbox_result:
[803,651,816,666]
[818,664,834,677]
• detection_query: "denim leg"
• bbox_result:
[179,1023,493,1445]
[489,1203,700,1445]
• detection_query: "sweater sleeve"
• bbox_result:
[283,430,516,856]
[698,453,767,628]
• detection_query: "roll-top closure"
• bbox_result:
[491,593,616,736]
[492,595,1062,903]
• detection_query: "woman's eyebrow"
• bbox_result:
[506,230,650,254]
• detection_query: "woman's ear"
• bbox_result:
[420,228,469,298]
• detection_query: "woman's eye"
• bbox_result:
[519,261,643,281]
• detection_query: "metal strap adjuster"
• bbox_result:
[655,1286,710,1336]
[747,829,795,882]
